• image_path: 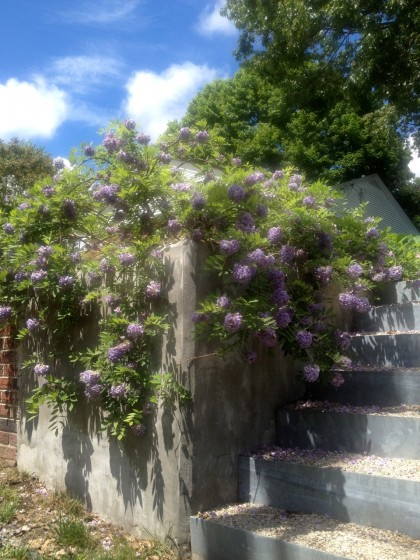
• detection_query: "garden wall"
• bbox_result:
[0,325,18,465]
[16,240,303,546]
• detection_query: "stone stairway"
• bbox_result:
[190,281,420,559]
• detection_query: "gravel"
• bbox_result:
[287,400,420,417]
[197,503,420,560]
[244,446,420,480]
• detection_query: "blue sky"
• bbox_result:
[0,0,239,157]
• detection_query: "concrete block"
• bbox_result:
[306,369,420,406]
[190,516,348,560]
[239,457,420,538]
[374,281,420,305]
[349,333,420,368]
[354,303,420,333]
[276,408,420,458]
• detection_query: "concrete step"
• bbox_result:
[353,302,420,333]
[373,281,420,305]
[276,405,420,458]
[349,332,420,368]
[238,456,420,538]
[191,504,420,560]
[306,368,420,406]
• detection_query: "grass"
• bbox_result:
[0,463,181,560]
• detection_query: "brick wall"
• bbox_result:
[0,325,17,464]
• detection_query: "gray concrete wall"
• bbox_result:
[17,239,302,546]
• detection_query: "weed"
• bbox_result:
[0,544,44,559]
[53,517,93,550]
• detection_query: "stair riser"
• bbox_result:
[354,303,420,333]
[374,282,420,305]
[349,333,420,367]
[276,410,420,458]
[306,370,420,406]
[191,517,348,560]
[239,458,420,539]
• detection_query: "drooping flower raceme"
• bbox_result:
[34,364,49,376]
[303,364,320,382]
[145,281,161,299]
[220,239,241,256]
[224,312,243,333]
[296,331,313,349]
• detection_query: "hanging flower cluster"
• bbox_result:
[0,120,418,440]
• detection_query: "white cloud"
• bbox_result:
[197,1,237,36]
[124,62,220,139]
[49,55,121,93]
[62,0,141,24]
[0,78,69,140]
[409,136,420,177]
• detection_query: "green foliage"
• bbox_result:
[0,121,418,441]
[53,518,93,550]
[0,482,20,523]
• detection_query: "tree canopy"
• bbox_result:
[0,138,54,200]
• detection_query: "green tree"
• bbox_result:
[0,138,54,199]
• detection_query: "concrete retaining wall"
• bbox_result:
[17,240,302,545]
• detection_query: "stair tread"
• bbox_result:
[194,504,420,560]
[285,400,420,417]
[244,446,420,481]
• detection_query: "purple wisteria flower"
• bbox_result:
[59,275,74,289]
[126,323,145,339]
[228,184,247,202]
[256,327,277,347]
[335,330,351,350]
[275,308,292,328]
[303,364,320,382]
[387,266,403,281]
[371,271,387,282]
[216,295,230,309]
[245,351,257,364]
[93,184,120,203]
[236,212,256,233]
[18,202,30,211]
[247,249,267,267]
[178,127,191,140]
[145,280,161,299]
[85,384,102,399]
[80,370,101,385]
[192,312,210,323]
[103,132,122,153]
[331,373,345,387]
[232,263,256,284]
[280,245,295,264]
[315,266,333,284]
[347,263,363,279]
[158,152,172,164]
[26,318,40,331]
[366,227,380,239]
[353,296,370,312]
[191,192,206,210]
[99,259,116,274]
[34,364,49,376]
[30,270,47,283]
[272,289,289,306]
[0,306,12,321]
[38,245,54,258]
[3,223,14,234]
[192,229,203,242]
[136,133,150,145]
[131,424,147,437]
[318,232,333,252]
[296,331,313,349]
[338,293,370,312]
[202,170,215,183]
[70,252,82,264]
[219,239,241,256]
[232,157,242,166]
[272,170,284,181]
[195,130,210,143]
[340,356,353,369]
[14,272,28,282]
[224,312,243,333]
[309,303,324,315]
[105,295,121,307]
[124,119,136,130]
[244,171,265,186]
[302,196,316,207]
[108,342,132,363]
[62,199,77,219]
[84,143,95,157]
[167,219,182,235]
[256,204,268,218]
[109,384,127,398]
[42,185,55,197]
[172,182,192,192]
[118,252,135,266]
[269,269,285,289]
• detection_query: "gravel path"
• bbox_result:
[288,400,420,417]
[197,504,420,560]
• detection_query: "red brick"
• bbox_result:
[0,377,14,388]
[0,337,16,350]
[0,403,17,418]
[1,364,17,376]
[0,431,9,445]
[0,350,16,364]
[0,326,14,337]
[8,433,17,446]
[0,444,17,461]
[0,390,17,404]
